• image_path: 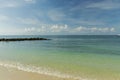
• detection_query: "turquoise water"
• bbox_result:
[0,35,120,80]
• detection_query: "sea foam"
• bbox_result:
[0,61,95,80]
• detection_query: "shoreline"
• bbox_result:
[0,62,119,80]
[0,66,72,80]
[0,62,82,80]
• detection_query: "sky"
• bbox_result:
[0,0,120,35]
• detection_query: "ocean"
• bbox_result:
[0,35,120,80]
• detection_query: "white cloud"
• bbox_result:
[86,0,120,10]
[73,26,87,32]
[24,24,115,34]
[50,24,68,32]
[73,26,115,32]
[24,24,68,33]
[110,28,115,32]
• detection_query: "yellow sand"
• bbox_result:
[0,66,74,80]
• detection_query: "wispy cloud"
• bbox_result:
[0,0,37,8]
[17,18,40,25]
[70,0,120,11]
[68,18,105,26]
[86,0,120,10]
[0,15,9,21]
[24,0,36,3]
[48,9,66,21]
[76,20,104,26]
[0,1,17,8]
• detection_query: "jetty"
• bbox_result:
[0,38,50,42]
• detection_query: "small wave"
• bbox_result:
[0,61,95,80]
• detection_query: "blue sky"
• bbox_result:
[0,0,120,35]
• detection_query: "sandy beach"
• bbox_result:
[0,66,73,80]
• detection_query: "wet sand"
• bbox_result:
[0,66,73,80]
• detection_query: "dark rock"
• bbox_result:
[0,38,50,42]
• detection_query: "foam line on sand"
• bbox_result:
[0,61,95,80]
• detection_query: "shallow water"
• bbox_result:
[0,35,120,80]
